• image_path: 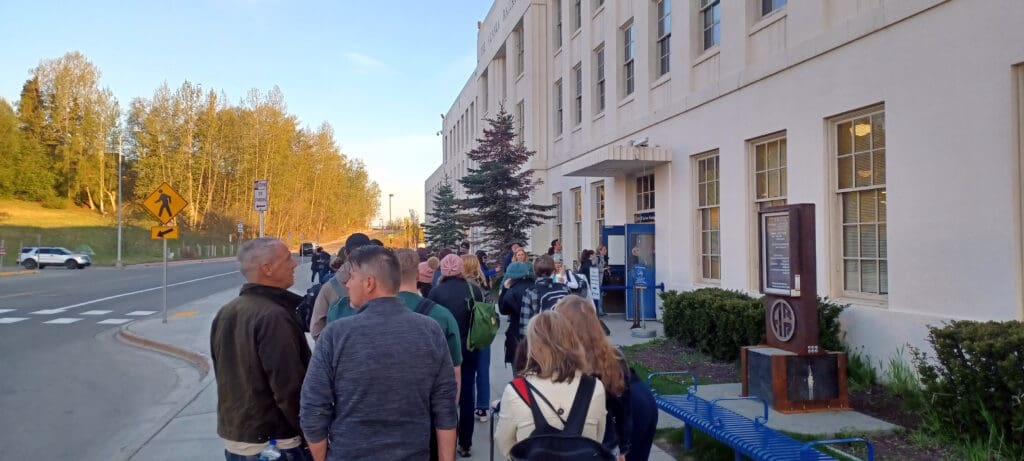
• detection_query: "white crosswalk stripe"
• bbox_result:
[0,317,29,324]
[125,310,157,316]
[80,310,113,316]
[31,309,65,315]
[0,309,15,315]
[97,318,133,325]
[43,318,83,324]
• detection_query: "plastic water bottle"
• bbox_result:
[259,439,281,460]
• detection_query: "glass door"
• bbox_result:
[625,224,656,320]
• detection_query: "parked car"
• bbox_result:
[299,242,317,256]
[17,246,92,270]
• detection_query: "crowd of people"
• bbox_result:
[210,234,657,461]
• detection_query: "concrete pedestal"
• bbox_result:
[741,346,849,413]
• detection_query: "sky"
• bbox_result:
[0,0,491,225]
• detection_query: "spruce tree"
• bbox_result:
[457,107,554,253]
[423,177,465,252]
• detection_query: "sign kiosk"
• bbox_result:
[741,204,850,413]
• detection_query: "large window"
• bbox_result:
[697,154,721,281]
[762,0,787,16]
[622,22,635,96]
[572,187,582,258]
[573,63,583,126]
[554,79,564,136]
[636,174,655,211]
[593,182,605,247]
[594,45,606,113]
[836,110,887,295]
[554,0,563,49]
[553,192,563,246]
[656,0,671,76]
[754,137,787,210]
[700,0,720,51]
[514,25,525,76]
[515,100,525,145]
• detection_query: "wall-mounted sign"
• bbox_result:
[634,211,656,224]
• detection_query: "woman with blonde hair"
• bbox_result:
[494,311,610,459]
[461,253,494,426]
[555,295,658,461]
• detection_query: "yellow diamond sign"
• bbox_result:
[143,183,188,224]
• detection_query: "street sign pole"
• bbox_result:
[1,239,5,268]
[254,179,268,238]
[259,212,265,238]
[162,238,168,324]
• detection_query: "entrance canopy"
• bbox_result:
[563,145,671,177]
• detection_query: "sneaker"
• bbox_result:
[475,408,488,422]
[457,446,471,457]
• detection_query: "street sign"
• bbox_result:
[254,179,268,211]
[0,247,6,256]
[151,226,179,240]
[143,182,188,224]
[237,221,244,234]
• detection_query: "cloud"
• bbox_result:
[343,52,396,76]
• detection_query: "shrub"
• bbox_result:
[912,321,1024,456]
[660,289,847,361]
[40,196,69,209]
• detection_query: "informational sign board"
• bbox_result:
[588,267,601,301]
[762,212,793,295]
[633,263,648,288]
[253,179,268,212]
[758,204,819,354]
[143,183,188,224]
[150,226,179,240]
[237,221,244,234]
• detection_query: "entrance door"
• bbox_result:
[625,223,657,320]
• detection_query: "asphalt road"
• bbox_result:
[0,259,248,460]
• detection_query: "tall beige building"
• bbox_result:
[426,0,1024,363]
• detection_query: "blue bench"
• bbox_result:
[648,372,874,461]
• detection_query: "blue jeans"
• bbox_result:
[224,446,312,461]
[474,346,491,410]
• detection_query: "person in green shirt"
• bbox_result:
[395,248,463,461]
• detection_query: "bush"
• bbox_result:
[912,321,1024,456]
[40,196,69,209]
[660,289,847,361]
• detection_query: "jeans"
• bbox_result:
[224,446,313,461]
[458,346,480,449]
[474,346,491,410]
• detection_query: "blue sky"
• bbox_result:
[0,0,491,223]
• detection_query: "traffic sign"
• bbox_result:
[143,182,188,224]
[237,221,244,234]
[151,226,179,240]
[0,247,6,256]
[254,179,268,211]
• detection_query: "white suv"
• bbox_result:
[17,247,92,270]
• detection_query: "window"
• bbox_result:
[622,22,635,96]
[573,63,583,125]
[572,188,582,258]
[553,192,563,246]
[554,79,564,136]
[836,110,887,295]
[515,26,525,76]
[656,0,671,76]
[554,0,563,49]
[593,182,605,247]
[636,174,655,211]
[594,45,606,113]
[762,0,787,16]
[754,137,787,210]
[515,100,525,145]
[573,0,582,32]
[700,0,720,51]
[697,154,720,281]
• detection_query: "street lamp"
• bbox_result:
[388,193,394,229]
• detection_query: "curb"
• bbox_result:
[0,269,38,278]
[116,325,212,380]
[136,256,237,269]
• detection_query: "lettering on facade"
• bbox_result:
[769,299,797,342]
[481,0,521,58]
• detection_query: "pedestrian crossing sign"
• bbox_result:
[150,226,179,240]
[143,182,188,224]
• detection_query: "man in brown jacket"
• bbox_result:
[211,237,312,460]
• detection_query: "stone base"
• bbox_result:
[741,346,850,414]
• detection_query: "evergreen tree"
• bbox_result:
[423,178,465,252]
[457,107,554,253]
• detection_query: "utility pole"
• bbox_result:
[389,193,394,230]
[116,132,123,268]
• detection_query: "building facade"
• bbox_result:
[425,0,1024,363]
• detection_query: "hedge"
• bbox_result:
[660,287,846,361]
[912,321,1024,453]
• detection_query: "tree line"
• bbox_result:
[0,51,379,240]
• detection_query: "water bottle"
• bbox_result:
[259,438,281,460]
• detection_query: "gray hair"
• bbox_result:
[238,238,283,280]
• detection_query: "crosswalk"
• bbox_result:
[0,308,157,326]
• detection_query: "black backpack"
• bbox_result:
[294,276,342,332]
[537,282,570,311]
[508,375,615,461]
